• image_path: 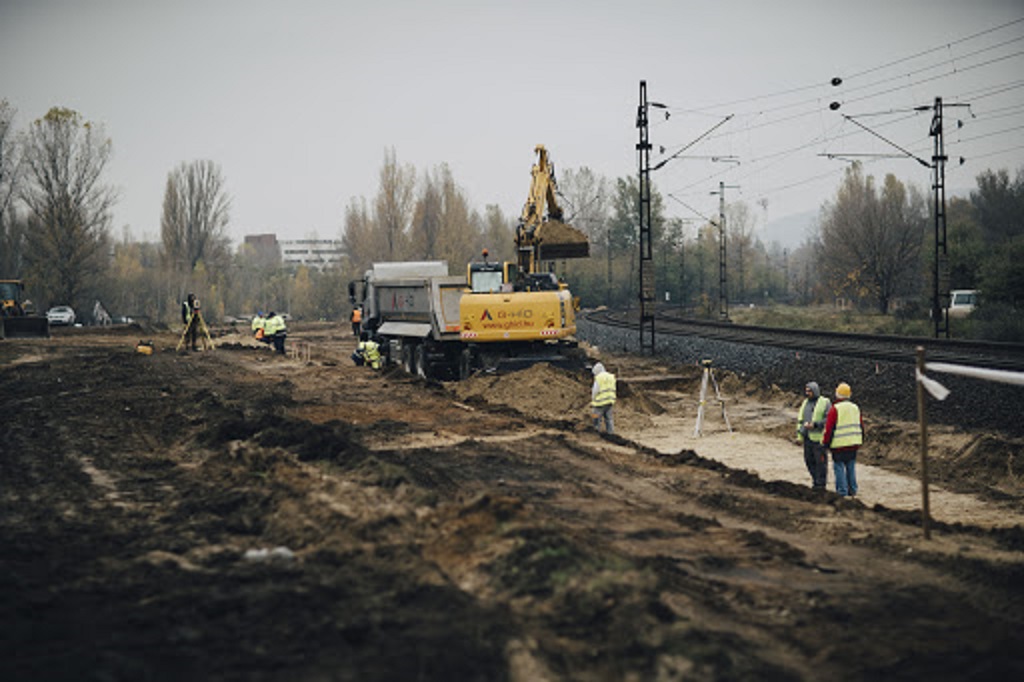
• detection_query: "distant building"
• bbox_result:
[280,238,344,270]
[242,234,282,268]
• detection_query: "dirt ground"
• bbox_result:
[3,322,1023,681]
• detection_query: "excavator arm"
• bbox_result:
[515,145,588,275]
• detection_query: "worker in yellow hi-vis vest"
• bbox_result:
[590,362,617,435]
[823,382,865,498]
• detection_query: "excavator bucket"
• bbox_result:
[1,316,50,339]
[535,220,590,260]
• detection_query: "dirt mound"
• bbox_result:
[451,362,666,426]
[452,362,591,421]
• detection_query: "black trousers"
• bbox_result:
[803,439,828,488]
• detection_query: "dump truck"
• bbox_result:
[348,261,466,379]
[1,279,50,339]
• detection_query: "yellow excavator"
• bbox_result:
[1,279,50,339]
[458,145,589,376]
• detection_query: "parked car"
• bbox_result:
[46,305,76,326]
[948,289,978,318]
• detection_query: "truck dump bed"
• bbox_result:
[372,275,465,341]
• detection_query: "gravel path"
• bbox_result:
[578,317,1024,437]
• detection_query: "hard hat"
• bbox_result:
[592,362,605,376]
[836,382,852,399]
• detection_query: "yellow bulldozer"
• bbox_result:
[458,145,590,375]
[1,279,50,339]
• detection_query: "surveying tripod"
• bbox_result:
[176,309,215,352]
[693,359,732,437]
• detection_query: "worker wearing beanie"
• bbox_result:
[796,381,831,490]
[590,362,617,434]
[822,382,864,497]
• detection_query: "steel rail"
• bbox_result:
[581,309,1024,372]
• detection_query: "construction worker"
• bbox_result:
[350,307,362,336]
[264,311,287,355]
[181,293,201,351]
[823,382,865,498]
[251,311,266,341]
[796,381,831,490]
[356,331,382,369]
[590,362,617,434]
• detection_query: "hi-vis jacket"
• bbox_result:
[264,315,287,337]
[796,397,831,444]
[823,400,863,451]
[358,340,381,369]
[591,371,617,408]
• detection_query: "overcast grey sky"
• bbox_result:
[2,0,1022,247]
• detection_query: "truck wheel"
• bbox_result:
[458,348,473,381]
[414,344,428,379]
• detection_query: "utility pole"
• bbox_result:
[783,248,789,298]
[834,93,968,338]
[911,96,969,338]
[710,181,739,321]
[929,97,950,338]
[637,80,655,353]
[678,219,694,312]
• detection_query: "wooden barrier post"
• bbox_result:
[916,346,932,540]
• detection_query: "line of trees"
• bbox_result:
[2,99,1021,339]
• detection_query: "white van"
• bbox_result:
[948,289,978,318]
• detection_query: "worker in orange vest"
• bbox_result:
[350,307,362,336]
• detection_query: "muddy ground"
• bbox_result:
[2,322,1023,681]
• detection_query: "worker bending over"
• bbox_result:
[354,332,382,369]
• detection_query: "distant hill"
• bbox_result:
[759,209,817,250]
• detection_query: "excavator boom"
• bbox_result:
[515,145,589,274]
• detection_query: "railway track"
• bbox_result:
[583,308,1024,373]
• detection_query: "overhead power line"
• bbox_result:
[841,17,1024,81]
[664,17,1024,117]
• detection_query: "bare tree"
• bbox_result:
[374,147,415,260]
[559,166,608,243]
[20,106,116,307]
[340,196,380,273]
[434,164,476,268]
[818,163,926,313]
[480,204,514,263]
[0,100,25,276]
[161,160,231,273]
[409,170,442,259]
[726,202,754,302]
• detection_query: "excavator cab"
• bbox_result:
[467,256,509,294]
